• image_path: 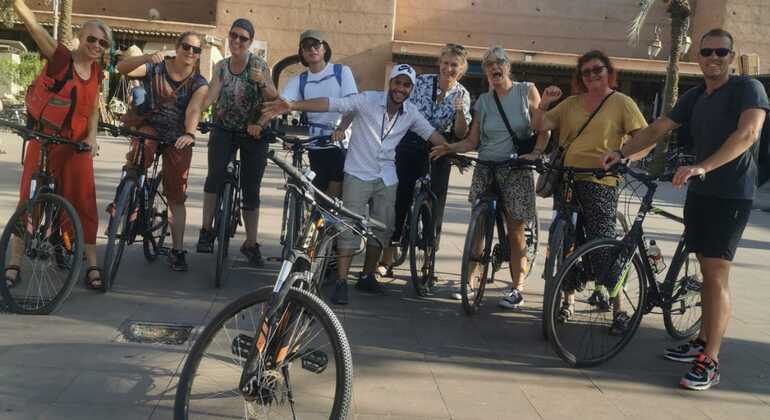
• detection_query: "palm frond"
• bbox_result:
[628,0,658,45]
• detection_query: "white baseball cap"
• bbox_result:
[389,63,417,85]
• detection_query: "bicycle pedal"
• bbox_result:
[232,334,253,359]
[301,349,328,374]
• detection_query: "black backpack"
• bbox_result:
[675,76,770,186]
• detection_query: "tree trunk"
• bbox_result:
[57,0,73,49]
[649,0,691,175]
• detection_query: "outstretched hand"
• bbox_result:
[430,143,452,160]
[262,97,292,121]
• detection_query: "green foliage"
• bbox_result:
[0,53,44,94]
[0,0,15,29]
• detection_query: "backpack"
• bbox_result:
[298,63,343,130]
[25,59,78,136]
[675,76,770,186]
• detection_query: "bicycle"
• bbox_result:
[262,128,333,262]
[0,119,88,314]
[402,150,439,297]
[197,121,249,288]
[458,154,540,316]
[544,163,703,367]
[174,148,385,419]
[540,164,629,339]
[99,123,175,292]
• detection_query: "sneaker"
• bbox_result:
[664,338,706,363]
[196,229,214,253]
[680,354,720,391]
[241,243,265,267]
[330,280,349,305]
[609,311,631,336]
[450,290,475,301]
[377,264,394,278]
[168,249,188,272]
[587,288,611,311]
[498,289,524,309]
[354,272,385,295]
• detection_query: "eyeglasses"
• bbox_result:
[229,32,251,44]
[581,65,606,78]
[700,48,732,58]
[301,40,323,51]
[86,35,110,49]
[180,43,202,54]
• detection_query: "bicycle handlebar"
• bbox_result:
[456,154,544,170]
[0,119,91,152]
[99,122,177,145]
[261,127,334,148]
[266,149,386,232]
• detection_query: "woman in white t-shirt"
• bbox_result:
[281,29,358,197]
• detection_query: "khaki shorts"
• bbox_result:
[338,174,397,250]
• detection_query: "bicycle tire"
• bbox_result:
[662,245,703,340]
[525,213,539,279]
[410,195,435,297]
[142,175,169,261]
[214,182,233,289]
[541,219,566,340]
[0,193,84,314]
[174,286,353,419]
[392,214,409,267]
[460,202,493,316]
[546,239,647,367]
[102,179,136,292]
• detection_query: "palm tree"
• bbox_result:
[629,0,691,175]
[56,0,73,49]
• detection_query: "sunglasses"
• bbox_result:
[700,48,732,58]
[301,40,323,51]
[229,32,251,44]
[86,35,110,49]
[180,42,202,54]
[581,65,606,78]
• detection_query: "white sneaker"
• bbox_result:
[498,289,524,309]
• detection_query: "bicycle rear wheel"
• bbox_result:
[542,219,566,340]
[214,182,233,289]
[546,239,647,367]
[142,175,169,261]
[460,203,493,316]
[525,212,539,279]
[174,286,353,419]
[663,246,703,340]
[409,195,435,297]
[102,179,136,292]
[0,193,84,314]
[392,213,410,267]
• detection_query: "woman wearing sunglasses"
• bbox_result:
[7,0,112,289]
[116,31,209,274]
[533,50,648,333]
[196,18,278,267]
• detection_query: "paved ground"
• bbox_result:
[0,131,769,419]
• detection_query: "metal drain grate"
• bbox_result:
[116,321,195,346]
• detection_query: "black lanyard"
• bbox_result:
[380,108,401,143]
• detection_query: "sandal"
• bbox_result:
[557,302,574,324]
[84,266,104,290]
[4,265,21,288]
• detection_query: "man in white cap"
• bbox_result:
[264,64,450,304]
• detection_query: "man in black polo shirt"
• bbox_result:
[601,28,769,390]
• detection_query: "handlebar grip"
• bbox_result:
[367,217,387,232]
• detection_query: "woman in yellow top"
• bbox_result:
[533,50,648,335]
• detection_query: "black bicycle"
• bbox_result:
[100,123,175,292]
[458,155,540,316]
[402,151,439,296]
[263,128,333,261]
[0,120,88,314]
[174,149,385,419]
[545,163,703,367]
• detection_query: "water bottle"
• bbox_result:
[648,240,665,273]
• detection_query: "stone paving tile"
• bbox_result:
[39,403,155,420]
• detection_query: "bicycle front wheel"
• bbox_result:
[663,247,703,340]
[460,203,493,316]
[525,212,539,279]
[0,193,84,314]
[546,239,647,367]
[541,219,567,340]
[214,182,233,289]
[409,195,435,297]
[142,175,169,261]
[174,286,353,419]
[103,179,136,292]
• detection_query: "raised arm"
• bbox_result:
[531,85,562,132]
[204,60,224,109]
[117,50,165,78]
[14,0,57,60]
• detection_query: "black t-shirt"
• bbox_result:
[668,76,770,199]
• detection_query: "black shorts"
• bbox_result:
[308,148,345,191]
[683,191,752,261]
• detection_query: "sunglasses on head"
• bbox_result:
[581,65,606,78]
[229,32,251,44]
[86,35,110,49]
[301,40,323,51]
[700,48,731,58]
[446,43,466,53]
[180,42,202,54]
